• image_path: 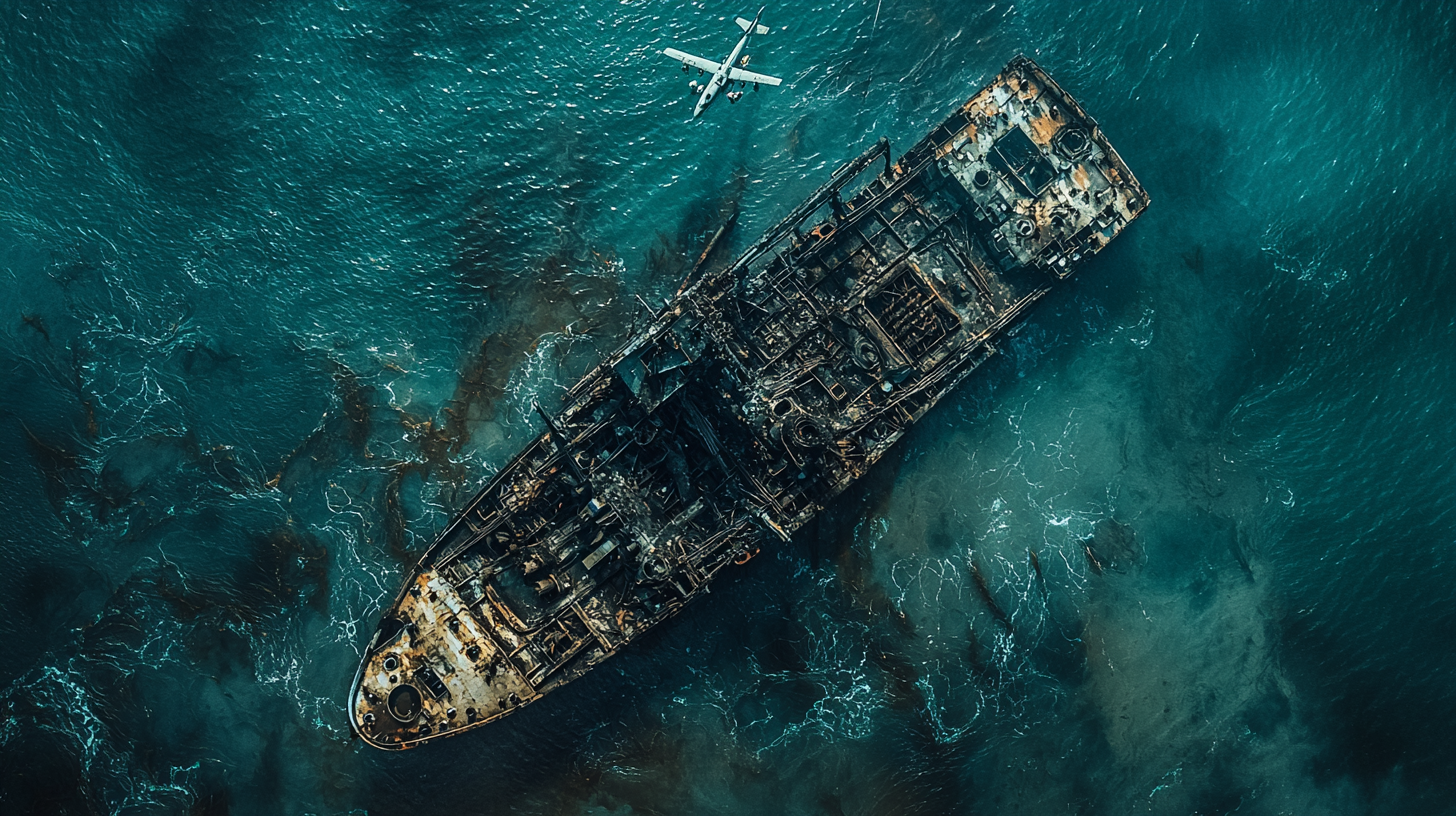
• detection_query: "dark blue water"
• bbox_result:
[2,1,1452,813]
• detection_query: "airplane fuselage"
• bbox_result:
[693,16,757,118]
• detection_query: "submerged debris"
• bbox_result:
[970,557,1013,631]
[1082,518,1142,575]
[20,313,51,342]
[349,56,1148,748]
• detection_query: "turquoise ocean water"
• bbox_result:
[1,1,1453,813]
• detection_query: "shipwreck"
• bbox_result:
[349,56,1148,748]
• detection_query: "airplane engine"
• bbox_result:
[688,81,700,94]
[681,62,689,72]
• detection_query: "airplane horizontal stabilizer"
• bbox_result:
[735,17,770,35]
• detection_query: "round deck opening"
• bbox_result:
[1055,127,1091,159]
[387,684,423,722]
[790,416,826,448]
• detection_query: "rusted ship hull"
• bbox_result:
[349,56,1148,749]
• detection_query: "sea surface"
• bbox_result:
[1,1,1453,814]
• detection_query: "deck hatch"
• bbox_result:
[866,271,960,361]
[989,125,1056,196]
[415,665,449,700]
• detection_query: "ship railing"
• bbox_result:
[718,137,893,281]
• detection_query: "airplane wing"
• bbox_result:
[728,67,782,87]
[663,48,723,74]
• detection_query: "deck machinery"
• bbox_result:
[349,56,1148,748]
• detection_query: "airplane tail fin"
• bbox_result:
[735,17,770,35]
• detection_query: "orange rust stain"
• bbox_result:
[935,124,978,159]
[1072,165,1091,190]
[1026,112,1060,144]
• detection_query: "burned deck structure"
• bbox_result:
[349,56,1148,749]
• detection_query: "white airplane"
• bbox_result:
[663,7,783,120]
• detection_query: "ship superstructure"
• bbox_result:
[349,56,1148,748]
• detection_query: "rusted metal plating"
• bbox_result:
[349,56,1148,748]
